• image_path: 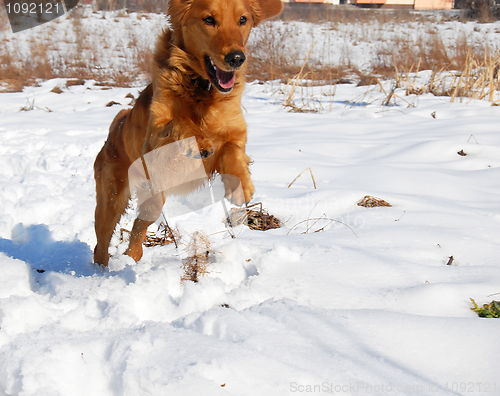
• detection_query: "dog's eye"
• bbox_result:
[203,16,216,26]
[239,16,247,26]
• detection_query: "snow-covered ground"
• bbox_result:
[1,75,499,395]
[1,12,500,396]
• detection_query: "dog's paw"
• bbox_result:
[197,135,214,158]
[199,146,214,159]
[221,175,254,206]
[185,136,213,159]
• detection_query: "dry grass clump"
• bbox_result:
[373,31,492,80]
[279,46,500,110]
[447,51,500,103]
[357,195,392,208]
[0,38,56,91]
[1,3,499,100]
[226,203,283,231]
[144,222,179,247]
[247,7,498,94]
[246,22,303,82]
[246,19,355,86]
[119,221,179,248]
[396,50,500,103]
[0,6,146,91]
[278,46,322,113]
[181,231,212,283]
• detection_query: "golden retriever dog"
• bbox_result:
[93,0,283,266]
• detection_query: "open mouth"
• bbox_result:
[204,55,235,92]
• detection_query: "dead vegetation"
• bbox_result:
[247,11,500,111]
[287,213,357,236]
[0,6,147,91]
[278,47,500,112]
[287,167,317,189]
[181,231,213,283]
[143,222,179,248]
[246,8,498,85]
[357,196,392,208]
[407,51,500,103]
[119,221,179,249]
[226,202,283,231]
[2,5,499,98]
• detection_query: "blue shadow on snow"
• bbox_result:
[0,224,95,276]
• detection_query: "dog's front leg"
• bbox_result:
[124,116,213,263]
[219,141,255,205]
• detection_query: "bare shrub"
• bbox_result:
[0,37,55,91]
[372,27,493,80]
[181,231,213,283]
[1,5,498,95]
[247,22,302,82]
[28,38,55,80]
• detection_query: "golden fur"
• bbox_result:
[93,0,283,266]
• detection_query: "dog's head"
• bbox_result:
[168,0,283,93]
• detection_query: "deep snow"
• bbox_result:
[1,14,500,396]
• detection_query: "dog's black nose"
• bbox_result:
[225,51,246,69]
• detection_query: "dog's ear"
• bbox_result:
[168,0,192,30]
[250,0,283,27]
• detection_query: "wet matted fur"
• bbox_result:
[93,0,283,266]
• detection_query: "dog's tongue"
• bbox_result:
[216,67,235,90]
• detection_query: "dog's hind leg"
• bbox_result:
[94,151,131,266]
[94,110,133,266]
